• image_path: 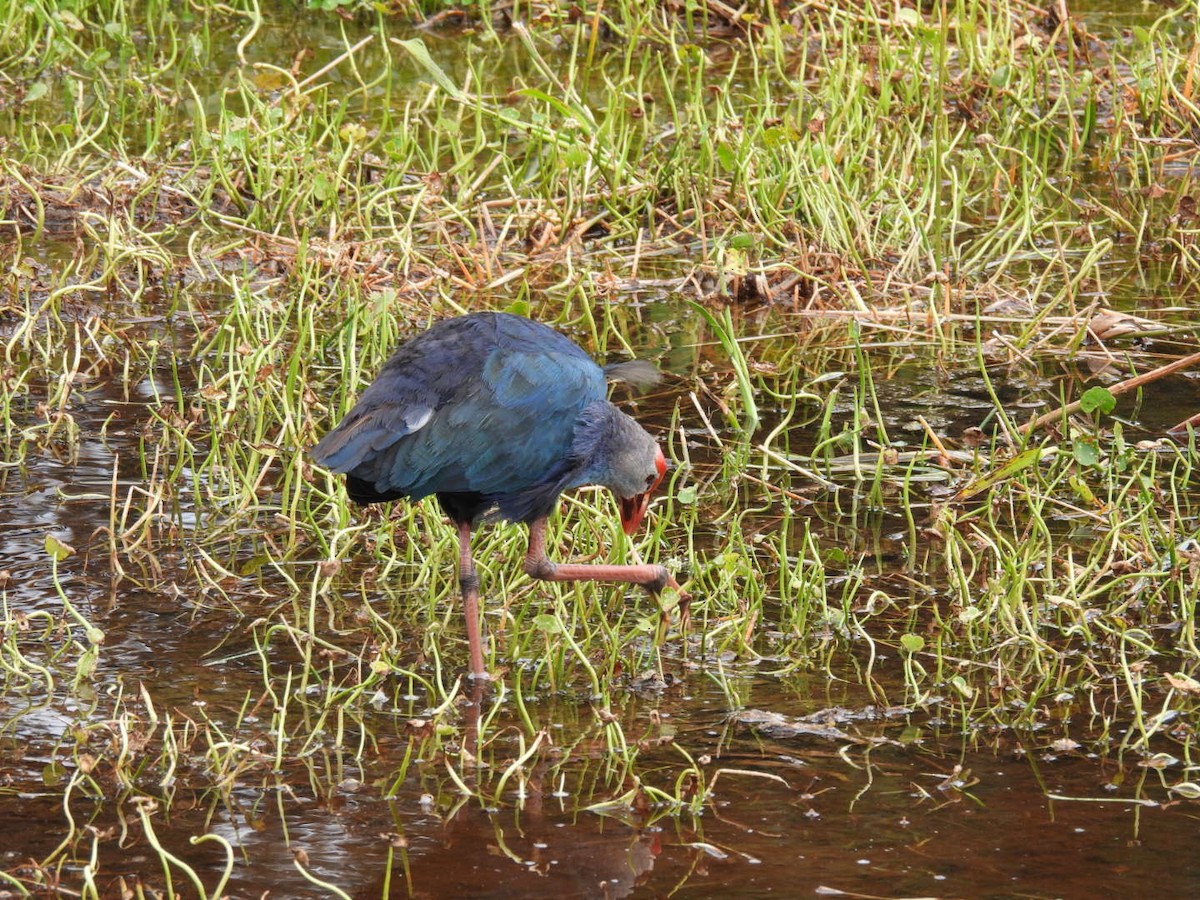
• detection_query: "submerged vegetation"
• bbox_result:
[2,0,1200,895]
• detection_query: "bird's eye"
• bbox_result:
[645,473,658,490]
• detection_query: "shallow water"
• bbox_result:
[3,299,1198,896]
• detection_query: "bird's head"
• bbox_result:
[618,445,667,535]
[573,403,669,535]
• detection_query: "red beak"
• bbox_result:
[619,492,653,536]
[618,448,667,536]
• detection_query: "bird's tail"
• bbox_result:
[602,359,660,391]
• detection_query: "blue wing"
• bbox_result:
[311,313,606,508]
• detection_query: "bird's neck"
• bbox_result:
[567,401,625,488]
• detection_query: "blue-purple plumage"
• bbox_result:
[311,312,648,526]
[311,310,685,678]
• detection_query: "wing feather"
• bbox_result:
[311,313,607,510]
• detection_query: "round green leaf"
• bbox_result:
[900,633,924,654]
[45,534,75,561]
[1080,386,1116,415]
[1073,440,1100,467]
[950,675,973,698]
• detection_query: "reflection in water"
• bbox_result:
[389,803,660,900]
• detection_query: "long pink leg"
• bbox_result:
[523,517,690,614]
[456,521,488,679]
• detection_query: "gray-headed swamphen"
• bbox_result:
[311,311,687,678]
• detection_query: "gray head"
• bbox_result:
[572,403,666,534]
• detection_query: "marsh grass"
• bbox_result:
[3,0,1200,894]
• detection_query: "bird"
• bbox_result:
[310,311,687,679]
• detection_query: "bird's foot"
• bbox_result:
[656,573,691,632]
[671,579,692,633]
[675,589,692,634]
[664,573,690,600]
